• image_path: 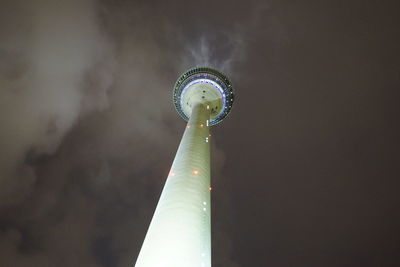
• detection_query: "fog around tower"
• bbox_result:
[1,0,399,266]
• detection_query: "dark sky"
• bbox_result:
[1,0,399,266]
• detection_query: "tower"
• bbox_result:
[135,67,234,267]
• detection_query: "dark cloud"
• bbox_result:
[1,0,399,266]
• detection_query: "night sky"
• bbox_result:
[1,0,399,266]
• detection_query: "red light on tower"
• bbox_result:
[193,170,199,175]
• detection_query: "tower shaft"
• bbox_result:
[135,103,212,267]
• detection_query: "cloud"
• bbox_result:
[0,0,114,207]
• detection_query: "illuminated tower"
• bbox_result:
[135,67,234,267]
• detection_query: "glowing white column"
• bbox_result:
[135,103,211,267]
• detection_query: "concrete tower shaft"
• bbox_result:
[135,103,211,267]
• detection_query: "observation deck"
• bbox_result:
[173,67,234,126]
